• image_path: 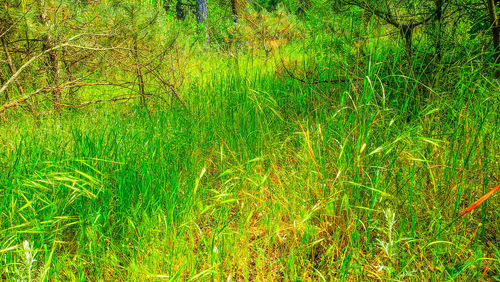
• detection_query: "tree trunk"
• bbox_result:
[131,6,147,107]
[38,4,62,110]
[400,25,413,59]
[269,0,278,10]
[0,66,8,103]
[196,0,208,24]
[43,35,61,110]
[1,37,23,102]
[176,0,185,21]
[230,0,238,23]
[196,0,210,46]
[434,0,444,62]
[487,0,500,78]
[61,46,76,103]
[2,37,38,122]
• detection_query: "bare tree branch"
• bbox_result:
[0,34,123,96]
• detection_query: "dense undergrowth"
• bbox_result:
[1,1,499,281]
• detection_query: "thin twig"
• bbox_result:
[57,96,143,108]
[279,59,359,84]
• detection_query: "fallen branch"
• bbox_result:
[0,88,45,113]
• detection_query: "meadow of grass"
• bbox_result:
[1,5,499,281]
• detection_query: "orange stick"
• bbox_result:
[460,183,500,216]
[481,259,492,279]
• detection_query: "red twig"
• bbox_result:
[460,183,500,216]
